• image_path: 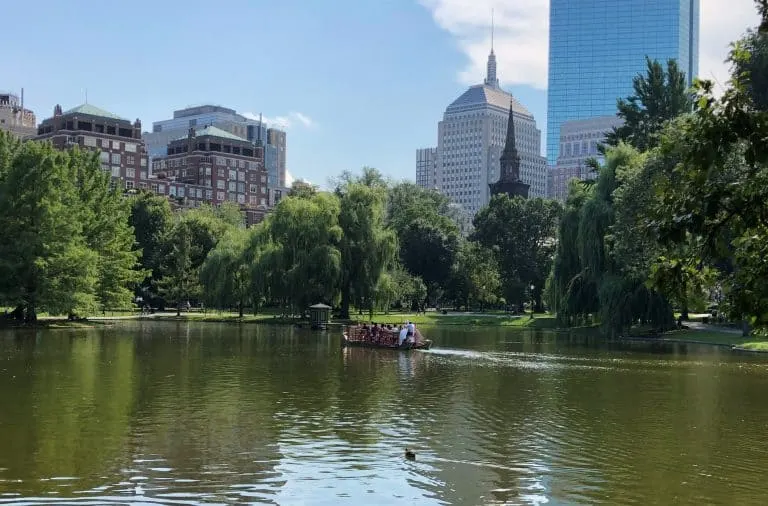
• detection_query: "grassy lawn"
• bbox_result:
[738,341,768,351]
[659,328,768,350]
[352,311,559,328]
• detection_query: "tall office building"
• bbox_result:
[143,105,286,188]
[416,148,438,189]
[549,116,623,201]
[267,128,287,188]
[417,48,547,216]
[547,0,700,163]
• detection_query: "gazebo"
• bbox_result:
[308,303,332,329]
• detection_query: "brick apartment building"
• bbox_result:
[35,104,148,189]
[152,126,270,225]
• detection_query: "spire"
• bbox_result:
[485,9,499,88]
[489,97,529,199]
[500,98,520,181]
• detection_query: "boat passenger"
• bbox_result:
[407,321,416,342]
[398,326,408,346]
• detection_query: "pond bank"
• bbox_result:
[624,326,768,353]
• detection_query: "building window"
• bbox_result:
[249,184,257,193]
[260,175,266,183]
[126,168,135,178]
[217,168,225,177]
[112,140,121,150]
[237,171,245,181]
[237,194,245,204]
[83,136,97,147]
[169,186,177,197]
[206,190,213,199]
[250,195,258,205]
[178,187,185,198]
[141,171,147,180]
[259,198,266,206]
[228,181,236,192]
[140,157,147,167]
[100,151,110,163]
[111,153,121,165]
[158,184,166,193]
[237,182,245,193]
[126,155,135,165]
[205,167,211,176]
[228,169,236,180]
[217,191,224,201]
[217,180,225,189]
[111,166,121,178]
[124,143,137,152]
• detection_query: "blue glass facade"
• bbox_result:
[546,0,700,164]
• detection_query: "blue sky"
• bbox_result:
[3,0,757,186]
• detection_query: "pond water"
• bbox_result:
[0,321,767,505]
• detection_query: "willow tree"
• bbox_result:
[550,145,674,335]
[200,228,251,317]
[336,168,397,318]
[263,192,342,313]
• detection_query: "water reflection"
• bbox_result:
[0,322,767,504]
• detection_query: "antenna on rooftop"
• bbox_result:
[85,88,88,104]
[491,8,494,52]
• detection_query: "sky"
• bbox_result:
[2,0,761,187]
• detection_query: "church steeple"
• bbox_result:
[485,10,499,88]
[489,97,529,199]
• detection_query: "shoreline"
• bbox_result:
[4,313,767,353]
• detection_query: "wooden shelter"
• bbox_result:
[308,303,332,329]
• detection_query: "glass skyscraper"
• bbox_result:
[546,0,700,164]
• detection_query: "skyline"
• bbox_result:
[2,0,760,187]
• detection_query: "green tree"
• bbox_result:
[472,196,561,312]
[0,136,142,321]
[155,220,199,316]
[155,204,237,313]
[399,219,459,305]
[261,192,342,313]
[200,228,251,317]
[550,144,675,335]
[69,149,143,312]
[336,169,397,318]
[606,57,693,151]
[129,191,174,306]
[643,3,768,330]
[449,242,501,311]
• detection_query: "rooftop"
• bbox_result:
[63,104,127,121]
[446,84,532,118]
[176,125,250,142]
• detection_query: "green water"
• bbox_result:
[0,321,767,505]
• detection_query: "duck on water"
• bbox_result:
[342,321,432,350]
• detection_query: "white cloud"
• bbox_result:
[285,169,295,187]
[419,0,761,91]
[242,111,316,130]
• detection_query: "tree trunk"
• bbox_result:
[238,300,244,318]
[24,304,37,323]
[176,303,181,317]
[340,283,351,319]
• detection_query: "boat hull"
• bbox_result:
[342,336,432,350]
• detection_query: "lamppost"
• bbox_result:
[529,283,535,319]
